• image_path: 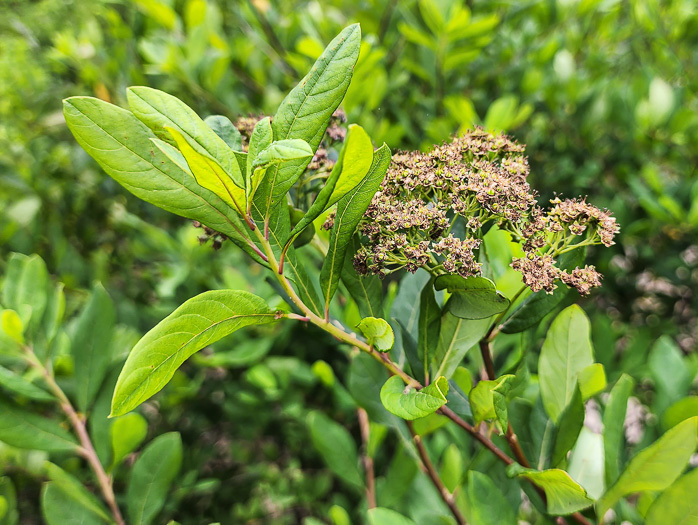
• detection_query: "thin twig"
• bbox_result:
[406,421,467,525]
[358,408,376,509]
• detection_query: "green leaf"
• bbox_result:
[432,312,490,379]
[127,432,183,525]
[649,335,693,414]
[508,464,595,515]
[0,311,23,345]
[357,317,394,351]
[0,477,18,525]
[254,24,362,219]
[0,365,53,402]
[204,115,242,151]
[285,124,374,250]
[1,254,48,334]
[127,86,243,187]
[578,363,606,400]
[367,508,416,525]
[166,126,246,216]
[72,284,115,412]
[246,117,273,208]
[418,279,441,383]
[110,413,148,469]
[469,374,514,429]
[551,384,585,466]
[340,236,383,318]
[0,398,79,452]
[662,396,698,431]
[603,374,635,487]
[111,290,277,417]
[307,411,363,489]
[62,97,264,266]
[439,444,463,492]
[380,375,448,420]
[43,463,111,523]
[464,470,517,525]
[434,275,509,319]
[645,468,698,525]
[500,250,585,334]
[150,137,193,176]
[539,305,594,422]
[252,139,313,170]
[41,483,109,525]
[320,144,391,313]
[596,416,698,519]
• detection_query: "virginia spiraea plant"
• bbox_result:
[59,23,698,525]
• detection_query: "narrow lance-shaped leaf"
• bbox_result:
[596,416,698,520]
[357,317,394,351]
[551,384,585,466]
[0,365,53,402]
[507,464,595,515]
[127,86,243,187]
[246,117,273,211]
[111,290,278,417]
[320,144,391,316]
[62,97,265,266]
[434,275,509,320]
[0,398,79,452]
[603,374,635,487]
[205,115,242,151]
[418,279,441,384]
[166,126,247,219]
[43,463,111,523]
[254,24,362,221]
[380,375,449,420]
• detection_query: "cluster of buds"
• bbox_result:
[192,221,227,251]
[352,128,619,295]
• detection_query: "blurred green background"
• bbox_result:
[1,0,697,522]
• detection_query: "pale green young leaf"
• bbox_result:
[43,463,111,522]
[307,411,363,489]
[596,416,698,519]
[111,290,277,417]
[0,398,79,452]
[110,413,148,469]
[603,374,634,486]
[469,374,514,428]
[508,464,595,515]
[127,432,183,525]
[41,483,109,525]
[465,471,517,525]
[645,468,698,525]
[434,275,509,320]
[127,86,243,187]
[62,97,264,266]
[418,279,440,383]
[166,126,246,216]
[246,117,273,207]
[204,115,242,151]
[380,375,449,420]
[320,144,391,313]
[252,139,314,170]
[0,365,53,402]
[0,311,23,345]
[72,284,115,412]
[357,317,394,351]
[2,254,48,333]
[539,305,594,422]
[367,508,416,525]
[255,24,362,219]
[578,363,606,400]
[431,312,490,379]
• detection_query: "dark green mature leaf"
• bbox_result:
[72,284,115,412]
[307,411,363,489]
[418,279,440,383]
[603,374,635,487]
[0,398,78,452]
[434,275,509,319]
[367,508,416,525]
[645,468,698,525]
[127,86,243,187]
[204,115,242,151]
[254,24,362,219]
[380,375,448,420]
[127,432,183,525]
[465,471,517,525]
[539,305,594,422]
[596,416,698,519]
[500,249,585,333]
[111,290,277,416]
[320,144,391,313]
[44,463,111,523]
[357,317,394,351]
[431,311,490,379]
[392,271,431,337]
[551,384,585,466]
[341,236,383,318]
[41,483,109,525]
[62,97,264,266]
[0,365,53,402]
[508,464,594,515]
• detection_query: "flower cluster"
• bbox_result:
[351,128,619,295]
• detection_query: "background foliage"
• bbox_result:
[1,0,697,523]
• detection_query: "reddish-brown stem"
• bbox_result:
[407,421,468,525]
[358,408,376,509]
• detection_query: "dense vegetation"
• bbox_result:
[1,1,697,524]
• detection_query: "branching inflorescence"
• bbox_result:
[344,128,619,295]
